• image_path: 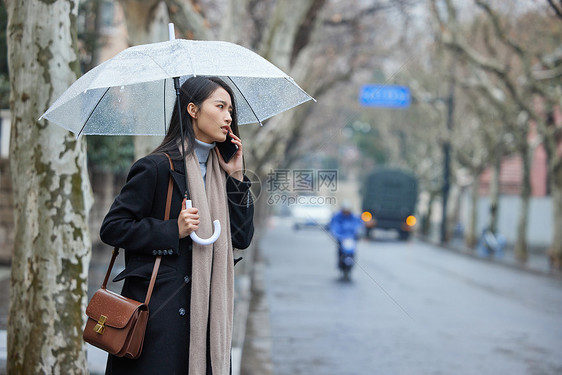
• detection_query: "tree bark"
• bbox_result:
[6,1,93,373]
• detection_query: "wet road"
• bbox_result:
[253,219,562,375]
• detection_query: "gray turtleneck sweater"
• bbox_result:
[194,139,216,187]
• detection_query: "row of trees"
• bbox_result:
[328,1,561,266]
[425,0,562,264]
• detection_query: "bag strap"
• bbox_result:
[101,153,176,307]
[144,153,175,304]
[101,247,120,289]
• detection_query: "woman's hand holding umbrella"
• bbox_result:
[180,199,222,245]
[178,204,199,239]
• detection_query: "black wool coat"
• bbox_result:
[99,153,254,375]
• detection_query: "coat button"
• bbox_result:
[157,250,163,255]
[179,308,186,316]
[162,250,168,255]
[152,250,158,256]
[168,249,174,255]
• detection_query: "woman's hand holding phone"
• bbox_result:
[216,132,243,181]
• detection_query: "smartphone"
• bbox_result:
[217,133,239,163]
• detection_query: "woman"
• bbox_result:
[100,76,254,374]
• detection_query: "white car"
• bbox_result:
[290,204,333,230]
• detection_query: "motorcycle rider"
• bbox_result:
[329,200,363,271]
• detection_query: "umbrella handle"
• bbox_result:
[184,199,221,245]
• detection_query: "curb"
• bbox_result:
[417,236,562,281]
[232,273,252,375]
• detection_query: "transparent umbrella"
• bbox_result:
[40,38,314,136]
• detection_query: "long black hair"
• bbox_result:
[151,76,239,159]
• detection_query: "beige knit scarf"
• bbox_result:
[185,149,233,375]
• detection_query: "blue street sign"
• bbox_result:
[359,85,411,108]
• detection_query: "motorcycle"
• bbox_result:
[338,237,357,281]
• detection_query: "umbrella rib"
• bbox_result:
[185,41,196,77]
[139,44,193,80]
[226,77,263,126]
[284,76,316,102]
[78,87,111,137]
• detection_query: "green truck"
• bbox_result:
[361,168,418,240]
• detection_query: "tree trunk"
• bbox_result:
[118,0,169,45]
[165,0,210,40]
[417,191,438,239]
[6,1,93,373]
[542,111,562,269]
[548,161,562,269]
[421,192,435,237]
[466,175,480,248]
[488,147,501,234]
[219,0,246,43]
[515,145,531,262]
[446,184,461,242]
[254,0,317,72]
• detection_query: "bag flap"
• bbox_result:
[86,289,146,329]
[112,262,154,282]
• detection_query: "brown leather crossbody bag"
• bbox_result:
[83,154,175,359]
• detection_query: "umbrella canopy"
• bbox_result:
[40,39,314,137]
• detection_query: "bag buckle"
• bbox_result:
[94,315,107,334]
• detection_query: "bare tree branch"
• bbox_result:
[474,0,524,56]
[323,2,395,26]
[291,0,326,66]
[546,0,562,20]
